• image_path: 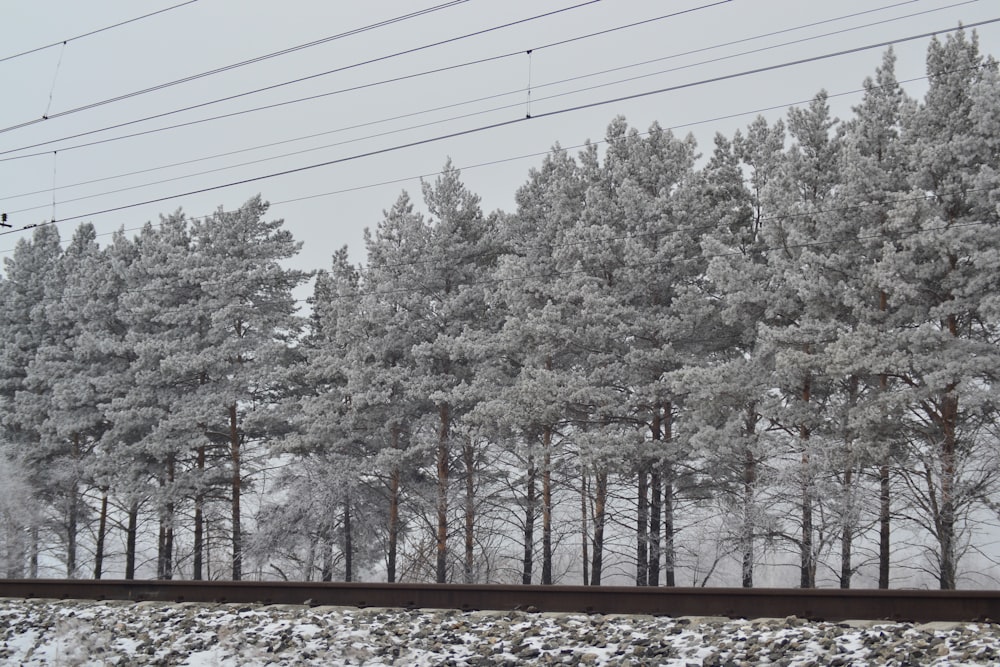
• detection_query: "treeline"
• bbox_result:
[2,33,999,589]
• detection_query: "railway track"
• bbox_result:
[1,579,998,623]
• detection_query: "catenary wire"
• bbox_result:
[1,84,871,254]
[0,0,474,134]
[2,15,996,240]
[0,0,959,199]
[0,4,979,220]
[0,1,201,64]
[0,0,607,136]
[0,51,941,218]
[0,0,730,160]
[1,58,991,285]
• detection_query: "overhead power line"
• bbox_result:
[0,82,881,255]
[0,0,937,163]
[1,17,997,239]
[0,0,960,203]
[0,0,730,159]
[0,0,201,64]
[0,0,602,136]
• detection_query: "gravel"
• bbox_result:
[2,597,1000,665]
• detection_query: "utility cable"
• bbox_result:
[0,85,854,252]
[0,79,879,252]
[0,0,955,209]
[0,55,936,217]
[2,17,997,238]
[0,0,728,158]
[0,0,599,136]
[0,0,200,64]
[0,0,966,166]
[0,0,956,207]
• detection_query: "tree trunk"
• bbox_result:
[541,427,553,585]
[840,466,853,589]
[229,403,242,581]
[436,402,450,584]
[29,525,38,578]
[840,375,859,590]
[662,403,676,588]
[206,517,212,580]
[94,487,108,579]
[649,407,663,586]
[936,312,959,590]
[387,426,400,583]
[125,501,138,580]
[800,371,815,589]
[388,465,400,583]
[636,464,648,587]
[664,468,675,587]
[878,319,891,589]
[194,444,206,580]
[741,472,755,587]
[463,437,475,584]
[879,460,891,588]
[522,452,536,585]
[580,470,589,586]
[344,493,353,583]
[157,456,175,581]
[67,433,80,579]
[938,392,958,590]
[66,485,78,579]
[589,469,607,586]
[321,539,333,582]
[741,406,757,588]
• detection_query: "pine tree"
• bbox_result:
[411,162,493,583]
[884,31,1000,589]
[826,49,914,588]
[187,196,307,580]
[1,226,67,575]
[489,144,587,584]
[670,131,769,588]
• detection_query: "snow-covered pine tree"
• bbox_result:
[885,30,1000,589]
[755,92,844,588]
[19,225,109,578]
[0,226,68,575]
[486,144,587,584]
[669,131,769,588]
[186,196,307,580]
[347,192,438,582]
[409,162,493,583]
[825,49,914,588]
[109,214,199,579]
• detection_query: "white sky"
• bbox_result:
[1,0,998,300]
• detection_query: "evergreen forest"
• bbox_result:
[2,32,1000,590]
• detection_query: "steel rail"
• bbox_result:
[1,579,998,622]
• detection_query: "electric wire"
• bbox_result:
[0,59,934,217]
[0,0,729,160]
[0,0,973,209]
[0,0,474,134]
[0,0,200,64]
[0,58,989,274]
[0,88,844,253]
[0,0,604,136]
[2,16,996,239]
[2,82,854,251]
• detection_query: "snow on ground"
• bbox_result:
[2,597,1000,665]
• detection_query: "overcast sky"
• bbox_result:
[1,0,998,298]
